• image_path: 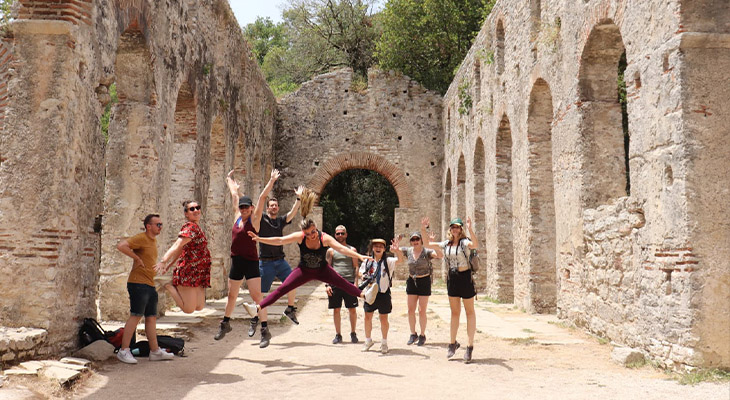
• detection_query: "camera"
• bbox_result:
[358,275,374,290]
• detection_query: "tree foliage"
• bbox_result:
[320,169,399,253]
[243,17,288,66]
[375,0,495,94]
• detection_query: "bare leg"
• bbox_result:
[195,287,205,310]
[463,297,476,346]
[166,285,204,314]
[246,277,267,322]
[448,296,461,343]
[144,316,160,352]
[287,289,296,307]
[418,296,430,336]
[121,315,142,349]
[407,294,418,334]
[364,312,374,340]
[379,313,389,340]
[223,279,244,317]
[333,308,342,334]
[348,307,357,333]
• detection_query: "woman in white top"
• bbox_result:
[359,238,399,354]
[433,217,478,363]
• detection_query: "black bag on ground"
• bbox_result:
[130,340,150,357]
[157,335,185,355]
[79,318,111,347]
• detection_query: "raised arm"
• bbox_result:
[285,185,304,223]
[252,169,280,231]
[390,236,405,264]
[421,216,442,250]
[248,229,303,246]
[323,233,372,262]
[428,230,444,259]
[154,236,191,274]
[465,216,478,249]
[326,247,334,266]
[226,170,241,219]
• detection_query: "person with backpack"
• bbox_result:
[360,238,399,354]
[393,217,443,347]
[434,217,478,363]
[115,214,174,364]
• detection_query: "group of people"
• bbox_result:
[113,169,480,364]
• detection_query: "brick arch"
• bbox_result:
[308,152,414,208]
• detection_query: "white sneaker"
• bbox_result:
[242,302,258,317]
[362,340,374,352]
[380,343,389,354]
[117,348,138,364]
[149,348,174,361]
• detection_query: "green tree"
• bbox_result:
[1,0,14,27]
[375,0,495,94]
[243,17,288,65]
[320,169,399,253]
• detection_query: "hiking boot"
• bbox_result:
[417,334,426,346]
[361,340,374,352]
[350,332,359,343]
[248,316,259,337]
[284,305,299,325]
[214,320,232,340]
[380,343,389,354]
[149,348,174,361]
[447,341,460,358]
[116,348,138,364]
[332,333,343,344]
[464,346,474,363]
[259,326,272,348]
[242,302,258,317]
[407,333,418,345]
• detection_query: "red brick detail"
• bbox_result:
[17,0,93,25]
[308,152,414,208]
[642,247,700,273]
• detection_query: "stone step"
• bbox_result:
[40,366,81,384]
[59,357,91,366]
[42,360,88,372]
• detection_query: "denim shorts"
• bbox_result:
[127,282,158,317]
[259,258,293,292]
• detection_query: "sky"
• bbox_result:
[228,0,383,29]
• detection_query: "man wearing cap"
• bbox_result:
[215,169,283,348]
[252,189,303,336]
[325,225,360,344]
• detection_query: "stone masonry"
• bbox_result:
[0,0,276,361]
[442,0,729,368]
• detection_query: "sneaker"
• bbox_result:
[149,348,174,361]
[214,320,232,340]
[242,302,258,317]
[332,334,343,344]
[407,333,418,345]
[447,341,460,358]
[259,326,272,348]
[284,305,299,325]
[350,332,359,343]
[464,346,474,363]
[248,316,259,337]
[116,348,138,364]
[361,340,374,352]
[380,343,389,354]
[417,334,426,346]
[153,274,173,292]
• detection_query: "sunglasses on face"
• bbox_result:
[335,232,346,236]
[410,238,420,242]
[156,223,163,228]
[186,206,201,212]
[239,205,251,210]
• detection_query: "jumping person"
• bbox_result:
[214,169,284,348]
[253,191,303,339]
[432,217,478,363]
[393,217,443,347]
[360,238,399,354]
[325,225,360,344]
[115,214,174,364]
[242,189,373,339]
[154,201,211,314]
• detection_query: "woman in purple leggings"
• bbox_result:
[243,189,371,320]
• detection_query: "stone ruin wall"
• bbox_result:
[276,68,444,278]
[0,0,277,360]
[442,0,729,368]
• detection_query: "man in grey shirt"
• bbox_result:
[325,225,360,344]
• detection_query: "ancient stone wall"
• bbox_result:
[0,0,276,356]
[442,0,729,368]
[276,68,443,277]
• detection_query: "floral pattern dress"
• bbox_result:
[173,222,211,287]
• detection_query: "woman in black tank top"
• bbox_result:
[243,217,373,325]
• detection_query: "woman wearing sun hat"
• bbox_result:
[431,216,478,362]
[359,237,400,354]
[392,217,443,347]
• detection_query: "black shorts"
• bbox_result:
[230,256,261,280]
[127,283,158,317]
[406,276,432,296]
[328,284,359,309]
[363,289,392,314]
[447,270,476,299]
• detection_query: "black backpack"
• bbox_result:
[78,318,111,347]
[157,335,185,355]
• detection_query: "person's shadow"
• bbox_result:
[229,357,405,377]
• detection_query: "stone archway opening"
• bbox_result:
[473,139,486,290]
[456,153,467,220]
[205,116,229,296]
[495,114,514,302]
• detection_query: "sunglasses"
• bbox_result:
[239,205,252,210]
[410,238,420,242]
[186,206,201,212]
[335,232,346,236]
[156,223,163,228]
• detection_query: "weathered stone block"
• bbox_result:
[611,346,645,366]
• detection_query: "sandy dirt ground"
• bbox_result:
[2,281,728,400]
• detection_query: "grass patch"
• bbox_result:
[547,320,575,330]
[480,295,501,304]
[676,368,730,386]
[508,337,537,346]
[522,328,536,334]
[626,359,647,369]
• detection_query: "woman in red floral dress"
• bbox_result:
[154,200,211,313]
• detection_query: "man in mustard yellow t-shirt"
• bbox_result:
[115,214,174,364]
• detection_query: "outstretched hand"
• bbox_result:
[390,237,400,250]
[421,216,430,230]
[247,231,261,241]
[466,216,473,230]
[153,262,167,275]
[294,185,304,197]
[269,168,280,182]
[226,169,240,192]
[428,230,437,242]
